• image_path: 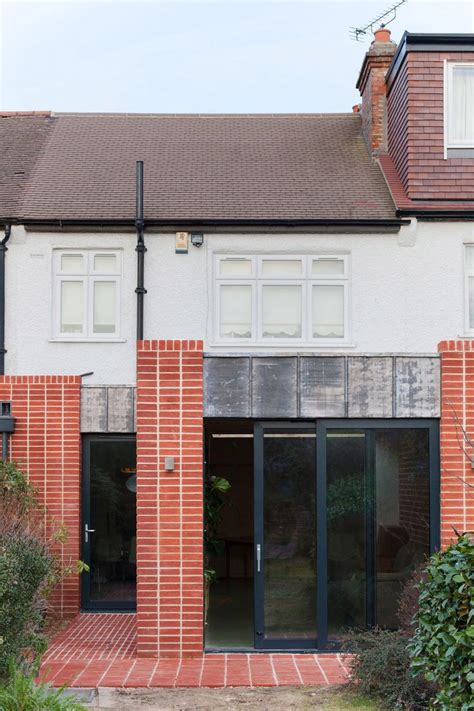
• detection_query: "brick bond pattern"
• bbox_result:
[136,340,204,658]
[439,341,474,546]
[40,613,349,687]
[0,375,81,617]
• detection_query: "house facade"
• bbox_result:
[1,29,473,657]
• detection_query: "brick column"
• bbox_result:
[0,375,81,617]
[136,340,204,658]
[438,341,474,546]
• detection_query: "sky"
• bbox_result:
[0,0,473,113]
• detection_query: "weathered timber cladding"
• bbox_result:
[203,355,440,419]
[81,386,135,432]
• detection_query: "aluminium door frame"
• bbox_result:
[81,433,137,612]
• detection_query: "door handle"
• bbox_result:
[84,524,96,543]
[256,543,261,573]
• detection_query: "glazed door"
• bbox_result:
[254,423,317,649]
[82,436,137,611]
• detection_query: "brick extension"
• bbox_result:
[438,341,474,546]
[136,340,204,658]
[40,614,349,688]
[0,375,81,617]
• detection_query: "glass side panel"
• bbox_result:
[375,429,430,629]
[220,284,252,338]
[60,281,83,333]
[312,285,344,338]
[263,429,316,640]
[93,281,116,334]
[262,285,302,338]
[326,431,366,640]
[89,439,136,604]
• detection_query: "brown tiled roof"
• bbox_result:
[1,112,397,222]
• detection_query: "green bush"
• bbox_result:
[0,662,86,711]
[409,533,474,711]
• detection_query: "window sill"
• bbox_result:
[48,338,127,344]
[209,341,356,350]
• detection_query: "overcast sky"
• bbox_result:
[1,0,473,113]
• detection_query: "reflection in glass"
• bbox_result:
[263,430,316,639]
[89,439,136,603]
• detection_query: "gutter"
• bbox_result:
[0,224,11,376]
[397,209,474,220]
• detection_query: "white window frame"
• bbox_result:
[213,254,350,347]
[53,249,122,341]
[464,244,474,335]
[444,60,474,156]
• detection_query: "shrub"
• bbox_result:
[409,533,474,711]
[0,661,86,711]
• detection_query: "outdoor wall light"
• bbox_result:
[191,233,204,248]
[164,456,175,472]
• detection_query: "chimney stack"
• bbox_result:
[356,28,397,153]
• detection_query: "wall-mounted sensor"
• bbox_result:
[191,233,204,248]
[175,232,189,254]
[164,456,175,472]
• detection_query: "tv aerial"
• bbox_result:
[350,0,407,42]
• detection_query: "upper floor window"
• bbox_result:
[465,245,474,333]
[214,255,349,345]
[446,62,474,149]
[53,250,121,340]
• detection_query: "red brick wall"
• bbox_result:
[438,341,474,547]
[136,340,203,658]
[0,375,81,617]
[387,51,474,201]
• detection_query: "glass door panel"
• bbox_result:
[255,424,317,648]
[82,436,137,610]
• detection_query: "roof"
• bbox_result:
[0,112,397,224]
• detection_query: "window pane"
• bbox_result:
[469,277,474,329]
[219,258,253,277]
[94,281,116,334]
[220,285,252,338]
[262,285,302,338]
[61,281,83,333]
[452,66,474,142]
[312,259,345,276]
[466,245,474,272]
[312,285,344,338]
[94,254,117,273]
[261,259,302,277]
[61,254,84,273]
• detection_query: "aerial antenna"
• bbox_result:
[350,0,407,42]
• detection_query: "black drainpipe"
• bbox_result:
[135,161,146,340]
[0,224,11,375]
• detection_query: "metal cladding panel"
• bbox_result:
[348,357,393,417]
[80,387,107,432]
[300,357,345,417]
[203,357,250,417]
[252,357,298,418]
[395,357,441,418]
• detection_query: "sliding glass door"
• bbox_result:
[254,420,439,650]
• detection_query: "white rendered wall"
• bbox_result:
[6,220,474,384]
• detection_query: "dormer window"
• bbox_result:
[446,63,474,152]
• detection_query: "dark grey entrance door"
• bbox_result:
[82,435,137,611]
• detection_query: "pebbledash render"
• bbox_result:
[1,29,474,658]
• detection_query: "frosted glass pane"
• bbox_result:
[61,254,84,273]
[469,277,474,329]
[262,285,301,338]
[94,254,117,273]
[452,66,474,141]
[466,246,474,272]
[312,285,344,338]
[261,259,302,276]
[312,259,344,276]
[94,281,116,334]
[61,282,83,333]
[220,285,252,338]
[219,258,253,277]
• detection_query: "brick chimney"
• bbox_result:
[356,28,397,153]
